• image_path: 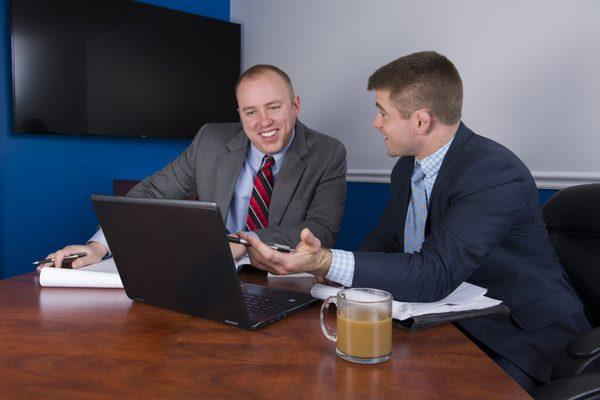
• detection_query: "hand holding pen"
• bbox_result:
[227,236,294,253]
[34,242,108,270]
[237,228,330,277]
[33,252,87,269]
[34,237,291,271]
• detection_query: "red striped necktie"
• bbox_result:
[246,155,275,231]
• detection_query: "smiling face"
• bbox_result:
[236,71,300,155]
[373,89,425,158]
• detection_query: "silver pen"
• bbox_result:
[226,236,294,253]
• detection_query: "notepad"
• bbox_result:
[235,255,252,271]
[38,258,123,288]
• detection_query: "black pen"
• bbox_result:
[227,236,294,253]
[32,252,88,266]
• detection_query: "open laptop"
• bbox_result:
[91,195,318,330]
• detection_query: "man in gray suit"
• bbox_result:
[46,65,347,269]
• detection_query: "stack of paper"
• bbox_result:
[38,258,123,288]
[310,282,502,321]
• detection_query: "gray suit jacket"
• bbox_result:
[127,120,347,247]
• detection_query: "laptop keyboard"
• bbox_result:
[243,293,286,319]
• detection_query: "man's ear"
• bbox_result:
[292,95,301,115]
[415,110,432,134]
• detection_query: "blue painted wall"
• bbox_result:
[0,0,230,278]
[538,189,558,205]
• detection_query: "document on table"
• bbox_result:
[235,255,252,271]
[310,282,502,321]
[38,258,123,288]
[235,255,312,277]
[267,272,313,278]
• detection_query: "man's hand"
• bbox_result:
[229,232,247,261]
[240,228,332,277]
[37,242,108,270]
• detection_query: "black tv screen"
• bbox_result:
[10,0,240,138]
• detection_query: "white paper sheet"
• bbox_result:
[235,256,313,277]
[38,258,123,288]
[310,282,502,321]
[235,255,251,271]
[267,272,314,278]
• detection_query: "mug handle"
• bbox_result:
[320,295,337,342]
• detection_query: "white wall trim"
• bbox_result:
[530,171,600,190]
[347,169,600,189]
[347,169,390,183]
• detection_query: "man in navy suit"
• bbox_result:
[242,51,591,392]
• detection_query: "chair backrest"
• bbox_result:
[542,184,600,327]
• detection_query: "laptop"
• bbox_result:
[91,195,318,330]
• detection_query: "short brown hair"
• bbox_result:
[236,64,295,99]
[367,51,463,124]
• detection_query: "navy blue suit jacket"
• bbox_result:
[353,122,590,382]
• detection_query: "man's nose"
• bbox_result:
[258,110,272,127]
[373,114,382,129]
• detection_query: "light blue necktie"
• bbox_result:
[404,162,427,253]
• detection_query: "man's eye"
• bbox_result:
[246,111,256,116]
[268,105,281,111]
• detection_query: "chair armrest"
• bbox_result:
[552,327,600,380]
[568,327,600,358]
[533,371,600,400]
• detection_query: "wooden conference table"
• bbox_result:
[0,269,529,399]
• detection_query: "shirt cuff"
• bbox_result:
[325,249,355,287]
[87,228,111,257]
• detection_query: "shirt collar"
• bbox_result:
[416,135,455,178]
[248,129,295,169]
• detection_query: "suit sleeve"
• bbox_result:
[125,126,206,199]
[255,141,347,248]
[353,156,528,302]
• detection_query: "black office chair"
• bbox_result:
[533,184,600,400]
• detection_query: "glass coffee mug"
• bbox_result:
[320,288,393,364]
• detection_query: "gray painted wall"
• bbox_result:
[231,0,600,188]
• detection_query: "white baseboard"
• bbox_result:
[530,171,600,189]
[346,169,391,183]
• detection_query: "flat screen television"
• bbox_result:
[10,0,241,139]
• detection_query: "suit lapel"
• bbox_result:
[268,121,309,226]
[214,130,248,222]
[397,123,473,244]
